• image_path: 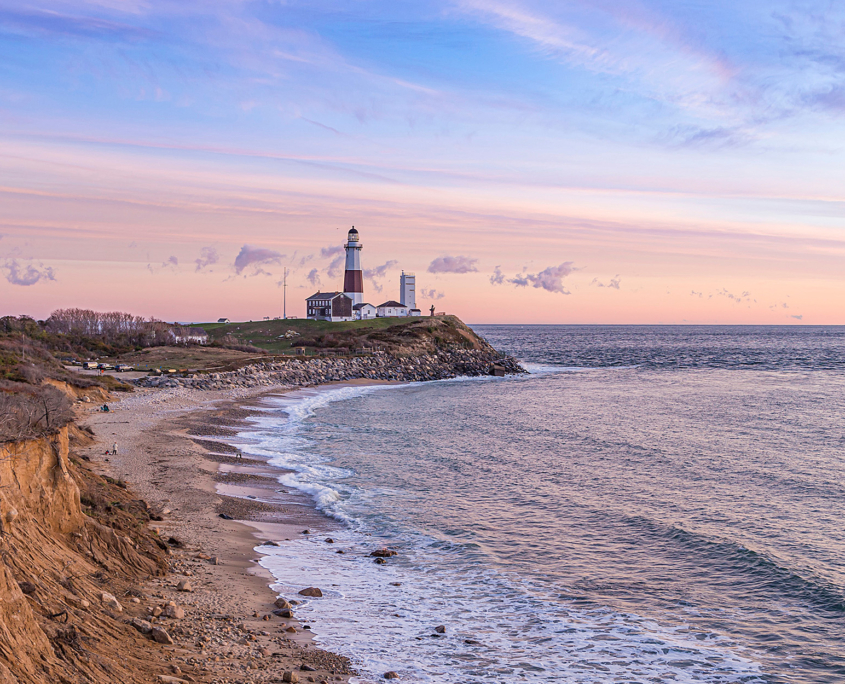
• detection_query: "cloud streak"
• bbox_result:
[428,255,478,274]
[234,245,284,275]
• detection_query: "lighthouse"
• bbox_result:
[343,226,364,306]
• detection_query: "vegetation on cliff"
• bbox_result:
[199,314,491,355]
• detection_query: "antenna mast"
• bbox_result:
[283,268,287,320]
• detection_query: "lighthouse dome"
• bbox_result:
[347,227,359,242]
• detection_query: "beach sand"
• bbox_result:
[78,384,356,684]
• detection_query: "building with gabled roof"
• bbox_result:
[376,301,409,318]
[306,291,354,322]
[353,302,377,320]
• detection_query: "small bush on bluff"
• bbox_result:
[0,383,74,442]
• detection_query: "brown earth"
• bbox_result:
[0,379,357,684]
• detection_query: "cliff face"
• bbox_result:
[0,425,169,683]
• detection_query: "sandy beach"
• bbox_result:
[78,383,358,684]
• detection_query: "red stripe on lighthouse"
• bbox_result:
[344,270,363,293]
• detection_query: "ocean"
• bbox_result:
[234,326,845,683]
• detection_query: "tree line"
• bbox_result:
[44,309,176,347]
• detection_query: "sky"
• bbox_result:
[1,0,844,324]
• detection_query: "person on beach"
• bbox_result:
[112,442,118,455]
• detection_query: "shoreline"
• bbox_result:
[80,382,367,683]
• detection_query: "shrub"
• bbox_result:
[0,384,74,442]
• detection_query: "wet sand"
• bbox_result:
[78,383,355,684]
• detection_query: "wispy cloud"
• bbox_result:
[715,288,751,304]
[195,246,219,272]
[327,255,344,278]
[511,262,574,294]
[0,7,161,41]
[364,260,398,280]
[489,265,505,285]
[306,268,320,287]
[428,255,478,274]
[458,0,735,119]
[421,287,445,300]
[320,245,344,259]
[591,274,621,289]
[234,244,284,275]
[2,258,56,286]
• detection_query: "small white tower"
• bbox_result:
[343,227,364,306]
[400,271,416,309]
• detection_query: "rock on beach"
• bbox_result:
[151,626,174,645]
[101,592,123,612]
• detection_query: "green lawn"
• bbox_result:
[193,317,421,353]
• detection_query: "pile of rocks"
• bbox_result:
[134,349,525,391]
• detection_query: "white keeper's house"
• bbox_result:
[353,302,377,319]
[376,301,409,317]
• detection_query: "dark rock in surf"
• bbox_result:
[298,587,322,597]
[370,548,398,558]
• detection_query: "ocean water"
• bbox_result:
[235,326,845,684]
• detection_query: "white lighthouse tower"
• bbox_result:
[343,227,364,306]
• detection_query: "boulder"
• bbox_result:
[176,579,193,592]
[384,672,400,680]
[130,618,153,634]
[101,592,123,612]
[370,548,398,558]
[283,672,300,683]
[164,604,185,619]
[274,597,292,610]
[434,625,446,634]
[17,581,36,595]
[298,587,322,597]
[152,626,174,644]
[273,608,293,619]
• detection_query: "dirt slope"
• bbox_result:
[0,423,174,683]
